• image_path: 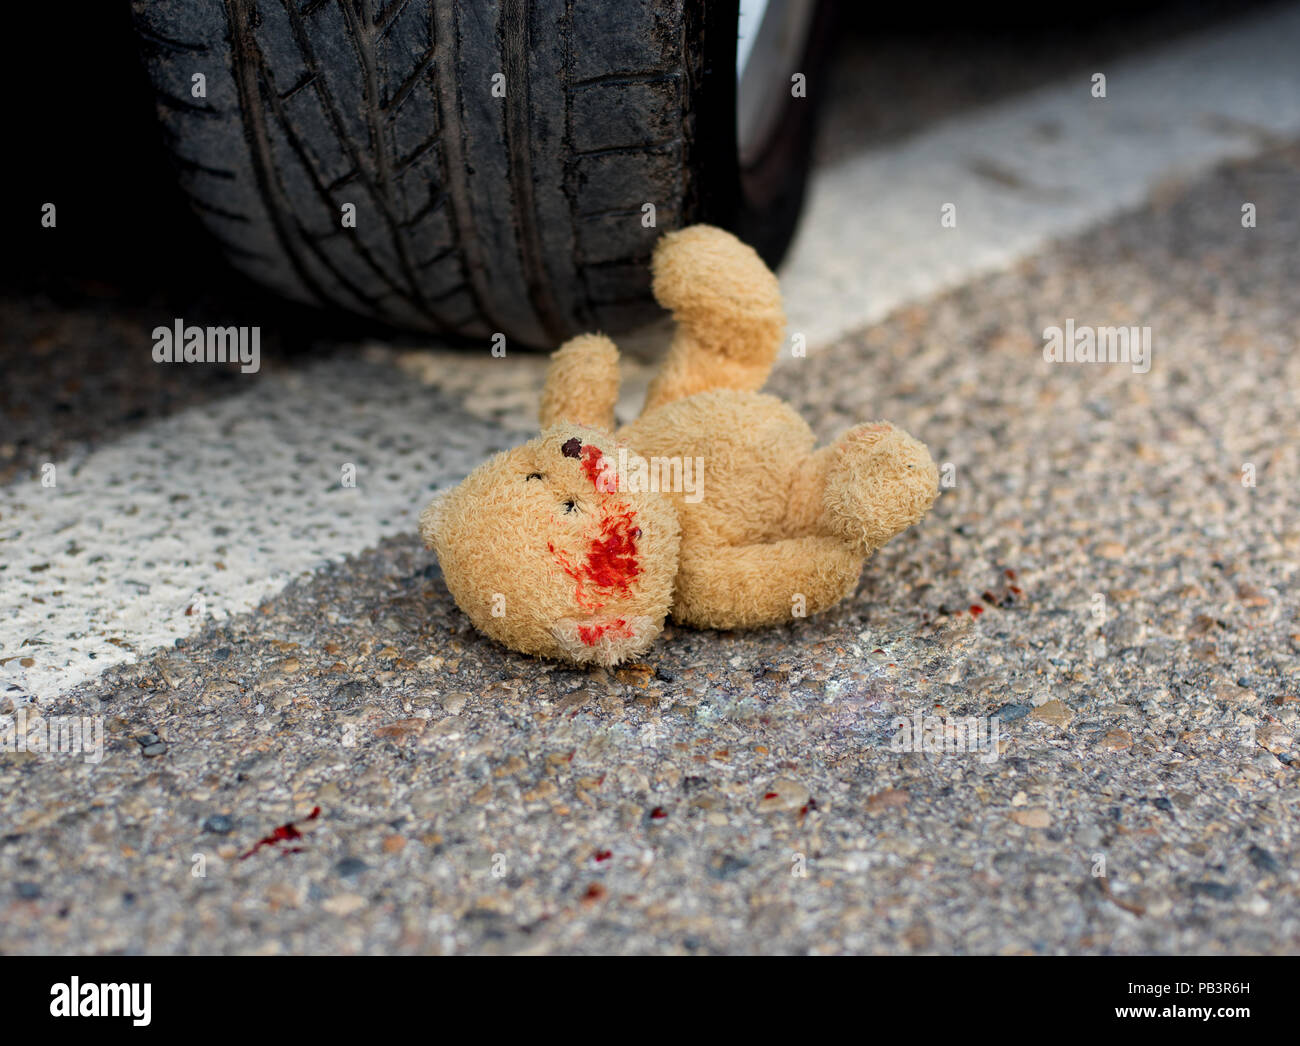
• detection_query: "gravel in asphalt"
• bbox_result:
[2,142,1297,954]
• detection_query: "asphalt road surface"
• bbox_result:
[2,3,1298,954]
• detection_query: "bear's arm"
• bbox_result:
[539,333,621,432]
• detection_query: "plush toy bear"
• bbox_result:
[420,225,940,666]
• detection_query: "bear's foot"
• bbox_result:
[821,422,940,554]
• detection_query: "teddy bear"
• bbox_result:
[420,225,940,666]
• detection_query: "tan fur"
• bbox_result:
[421,224,940,665]
[642,225,786,413]
[538,333,620,430]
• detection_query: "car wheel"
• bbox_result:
[131,0,830,345]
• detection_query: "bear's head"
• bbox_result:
[420,426,681,666]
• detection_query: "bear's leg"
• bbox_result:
[818,423,941,555]
[641,226,786,415]
[671,537,865,631]
[540,333,621,431]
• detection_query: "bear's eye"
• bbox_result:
[562,499,577,513]
[525,472,544,481]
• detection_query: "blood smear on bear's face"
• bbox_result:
[580,443,620,493]
[550,442,642,613]
[583,510,639,590]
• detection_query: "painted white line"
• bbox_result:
[0,356,528,701]
[5,6,1299,700]
[780,2,1300,346]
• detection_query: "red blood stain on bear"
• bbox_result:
[580,443,610,489]
[549,512,641,613]
[577,618,632,646]
[549,441,642,620]
[584,510,640,589]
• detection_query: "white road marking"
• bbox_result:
[0,357,528,701]
[781,2,1300,346]
[4,5,1300,699]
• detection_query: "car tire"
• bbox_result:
[131,0,829,346]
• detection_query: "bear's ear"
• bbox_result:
[419,493,449,550]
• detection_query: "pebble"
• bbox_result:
[866,788,910,814]
[1189,881,1239,901]
[373,718,425,741]
[758,778,810,813]
[321,893,367,916]
[315,782,343,804]
[265,882,303,909]
[555,689,594,712]
[1247,845,1282,874]
[335,857,369,879]
[1010,808,1052,828]
[710,855,750,880]
[328,681,367,709]
[1214,683,1258,705]
[1030,701,1072,728]
[202,814,234,835]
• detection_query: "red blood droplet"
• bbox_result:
[593,850,612,862]
[969,604,984,616]
[649,807,667,819]
[239,806,322,860]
